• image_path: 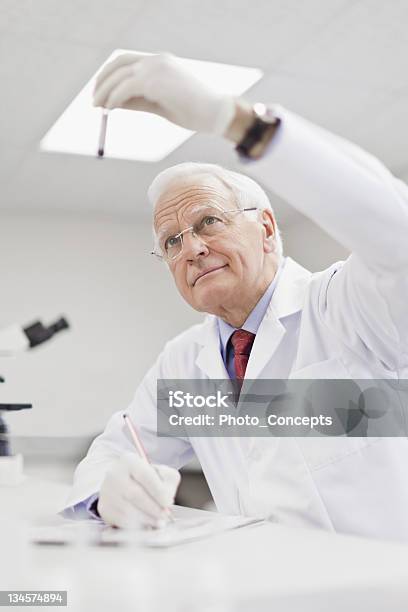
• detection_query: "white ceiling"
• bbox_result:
[1,0,407,227]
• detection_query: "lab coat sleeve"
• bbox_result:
[245,107,408,371]
[63,345,194,511]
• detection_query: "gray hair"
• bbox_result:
[148,162,283,259]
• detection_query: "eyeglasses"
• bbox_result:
[151,206,258,262]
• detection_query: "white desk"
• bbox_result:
[2,473,408,612]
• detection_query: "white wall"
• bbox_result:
[282,216,349,272]
[0,211,349,439]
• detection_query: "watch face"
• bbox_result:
[253,102,267,117]
[254,103,278,124]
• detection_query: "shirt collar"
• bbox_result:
[217,259,285,360]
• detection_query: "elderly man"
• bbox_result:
[64,54,408,540]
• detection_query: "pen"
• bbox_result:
[123,413,175,522]
[97,109,109,157]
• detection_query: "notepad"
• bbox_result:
[106,513,263,548]
[31,508,263,548]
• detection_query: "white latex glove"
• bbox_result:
[93,52,236,135]
[97,452,181,529]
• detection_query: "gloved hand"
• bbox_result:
[97,451,180,529]
[93,52,236,135]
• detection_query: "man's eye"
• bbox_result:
[202,215,221,226]
[165,235,180,250]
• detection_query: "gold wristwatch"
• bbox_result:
[236,103,281,160]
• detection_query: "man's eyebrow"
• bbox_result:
[155,202,225,238]
[188,202,224,215]
[156,224,179,240]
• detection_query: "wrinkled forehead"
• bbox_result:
[153,174,236,234]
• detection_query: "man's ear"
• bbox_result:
[260,209,276,253]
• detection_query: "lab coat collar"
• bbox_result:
[194,257,311,380]
[195,316,229,379]
[244,258,311,380]
[266,256,312,321]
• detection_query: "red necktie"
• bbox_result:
[230,329,256,381]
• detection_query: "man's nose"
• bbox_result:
[182,230,209,260]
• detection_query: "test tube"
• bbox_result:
[97,110,109,157]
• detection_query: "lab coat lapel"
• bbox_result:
[195,316,229,379]
[244,316,286,380]
[245,258,311,380]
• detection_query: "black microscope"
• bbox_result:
[0,316,70,460]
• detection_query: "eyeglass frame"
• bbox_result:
[150,206,259,262]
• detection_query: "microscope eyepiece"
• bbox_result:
[23,316,70,348]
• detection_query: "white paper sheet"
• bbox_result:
[30,507,264,548]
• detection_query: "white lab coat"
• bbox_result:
[65,107,408,541]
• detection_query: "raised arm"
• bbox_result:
[93,52,408,371]
[244,107,408,372]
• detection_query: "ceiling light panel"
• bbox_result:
[40,50,263,162]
